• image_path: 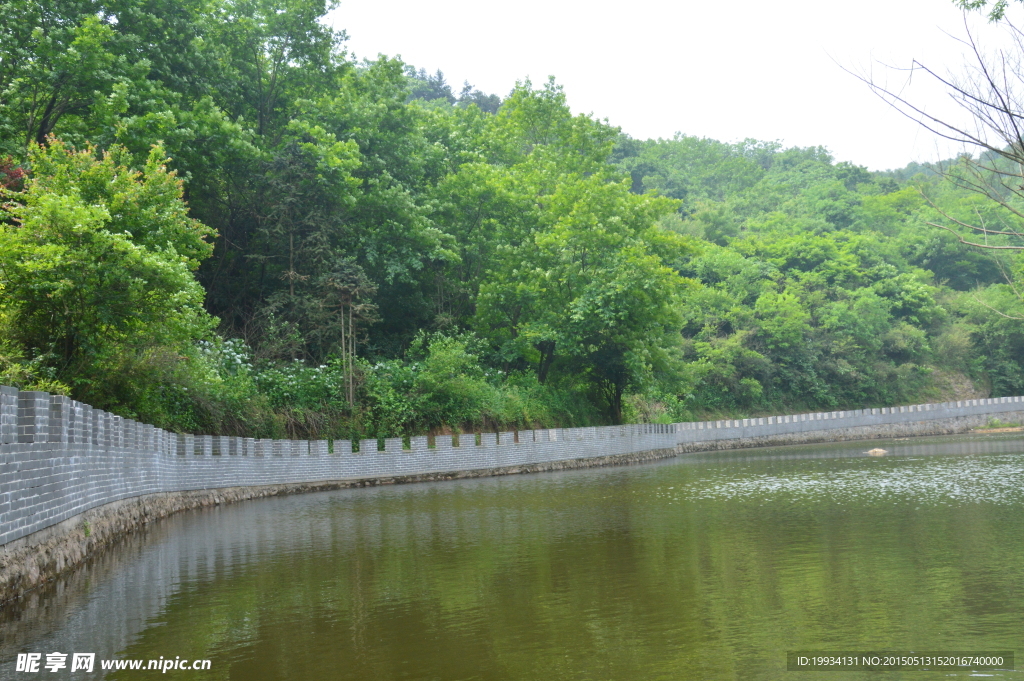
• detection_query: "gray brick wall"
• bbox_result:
[670,397,1024,443]
[0,386,17,445]
[2,385,1023,547]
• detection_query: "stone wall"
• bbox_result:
[3,386,1024,549]
[0,386,685,548]
[0,446,682,604]
[673,399,1024,450]
[2,384,1024,603]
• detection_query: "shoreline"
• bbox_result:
[4,384,1024,606]
[5,420,1024,606]
[0,446,680,606]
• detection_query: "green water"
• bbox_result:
[4,436,1024,680]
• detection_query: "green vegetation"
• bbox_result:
[979,417,1022,429]
[2,0,1023,438]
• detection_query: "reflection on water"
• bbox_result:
[2,434,1023,680]
[690,455,1024,504]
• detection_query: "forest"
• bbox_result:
[2,0,1023,439]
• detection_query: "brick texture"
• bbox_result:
[2,386,1023,547]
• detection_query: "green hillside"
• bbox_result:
[2,0,1022,438]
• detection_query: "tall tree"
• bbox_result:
[0,140,215,406]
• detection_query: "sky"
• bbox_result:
[326,0,1019,171]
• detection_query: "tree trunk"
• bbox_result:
[536,340,555,384]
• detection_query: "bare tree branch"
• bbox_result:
[927,220,1024,247]
[917,187,1024,246]
[842,15,1024,267]
[973,292,1024,317]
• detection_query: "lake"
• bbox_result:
[2,434,1023,680]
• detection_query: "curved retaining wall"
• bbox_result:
[2,384,1024,602]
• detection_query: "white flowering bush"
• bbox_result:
[254,358,347,410]
[196,338,254,376]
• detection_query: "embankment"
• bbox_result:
[2,384,1022,603]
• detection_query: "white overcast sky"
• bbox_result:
[327,0,1018,171]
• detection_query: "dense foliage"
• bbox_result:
[2,0,1022,437]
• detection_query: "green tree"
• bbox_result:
[0,7,147,153]
[476,173,693,422]
[0,139,216,407]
